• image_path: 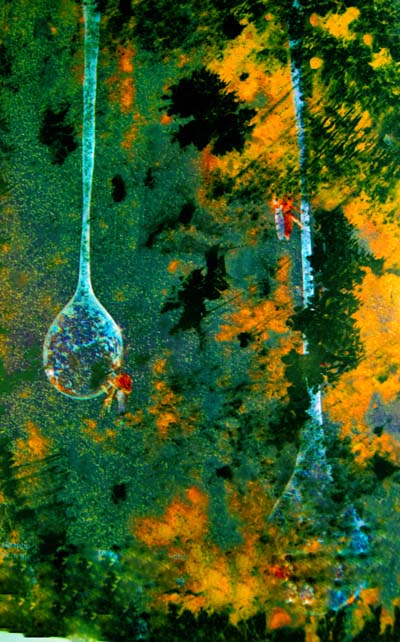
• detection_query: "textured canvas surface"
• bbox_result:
[0,1,400,640]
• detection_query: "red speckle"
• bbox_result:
[269,564,290,579]
[115,373,132,394]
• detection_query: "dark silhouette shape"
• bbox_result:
[164,68,256,155]
[161,246,228,335]
[237,332,253,348]
[178,201,195,224]
[39,105,77,165]
[216,465,233,480]
[111,483,128,504]
[111,174,127,202]
[144,167,155,189]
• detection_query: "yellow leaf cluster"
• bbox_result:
[208,22,276,103]
[149,378,181,438]
[310,57,323,70]
[216,256,294,343]
[12,422,52,499]
[311,7,360,40]
[133,477,338,624]
[344,192,400,271]
[351,588,380,636]
[13,421,50,466]
[369,48,393,70]
[324,269,400,465]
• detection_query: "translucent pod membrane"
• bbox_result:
[43,289,123,399]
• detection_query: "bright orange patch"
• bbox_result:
[268,607,292,629]
[167,259,180,273]
[160,113,172,125]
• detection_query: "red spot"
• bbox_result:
[115,373,132,394]
[282,198,294,239]
[269,564,290,579]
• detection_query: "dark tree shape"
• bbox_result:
[39,105,78,165]
[111,174,127,202]
[163,68,256,155]
[292,207,383,387]
[161,246,228,335]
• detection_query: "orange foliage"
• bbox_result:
[351,588,380,636]
[133,477,334,625]
[216,256,293,343]
[344,192,400,271]
[167,259,180,273]
[160,113,172,125]
[268,607,292,628]
[148,355,198,437]
[216,257,302,405]
[149,377,181,438]
[324,267,400,465]
[135,486,209,547]
[14,421,50,466]
[311,7,360,40]
[106,45,135,113]
[12,422,52,500]
[200,145,219,183]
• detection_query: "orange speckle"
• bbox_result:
[119,45,134,73]
[156,411,179,436]
[168,259,180,273]
[178,54,190,68]
[120,77,134,112]
[268,607,292,629]
[50,24,58,35]
[160,113,172,125]
[363,33,373,46]
[305,539,322,554]
[309,13,319,26]
[186,486,207,506]
[1,244,10,253]
[121,123,137,149]
[359,587,380,606]
[153,358,167,374]
[310,57,323,69]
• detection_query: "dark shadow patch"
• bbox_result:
[178,201,195,224]
[237,332,253,348]
[39,105,77,165]
[293,207,383,388]
[216,465,233,480]
[0,43,12,77]
[111,483,128,504]
[144,201,196,248]
[144,167,155,189]
[372,454,399,481]
[222,14,244,39]
[111,174,127,202]
[163,68,256,155]
[161,246,228,335]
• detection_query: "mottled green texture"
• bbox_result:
[0,0,400,640]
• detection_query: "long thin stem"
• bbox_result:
[289,0,323,426]
[77,2,101,294]
[267,1,324,523]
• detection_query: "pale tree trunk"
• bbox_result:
[289,0,323,425]
[268,0,329,523]
[268,2,368,608]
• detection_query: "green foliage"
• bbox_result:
[293,207,382,386]
[131,0,266,54]
[317,606,400,642]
